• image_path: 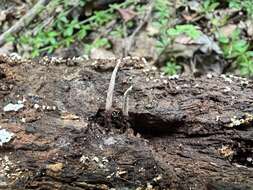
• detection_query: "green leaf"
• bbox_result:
[47,46,55,54]
[167,25,201,39]
[209,2,220,11]
[64,27,74,37]
[60,15,68,23]
[19,35,30,44]
[47,31,58,37]
[77,29,87,40]
[70,19,80,29]
[233,40,248,54]
[218,36,229,44]
[31,49,39,58]
[5,34,15,43]
[246,51,253,57]
[162,62,181,76]
[167,28,180,36]
[229,1,241,9]
[64,37,74,47]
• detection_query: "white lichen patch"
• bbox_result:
[220,74,233,83]
[223,86,231,92]
[104,136,117,146]
[221,74,250,87]
[3,103,24,112]
[168,74,179,80]
[0,129,14,146]
[153,174,162,182]
[80,155,89,164]
[92,156,99,163]
[207,73,213,79]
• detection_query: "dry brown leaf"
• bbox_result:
[245,20,253,37]
[118,8,136,22]
[90,48,116,59]
[174,35,193,44]
[0,11,7,22]
[182,13,198,22]
[220,24,237,37]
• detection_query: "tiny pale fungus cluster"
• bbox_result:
[105,59,133,128]
[228,113,253,128]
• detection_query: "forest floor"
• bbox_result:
[0,0,253,77]
[0,55,253,189]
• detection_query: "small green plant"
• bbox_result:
[167,24,201,39]
[162,61,182,76]
[153,0,171,54]
[153,1,196,73]
[92,10,115,26]
[228,0,253,18]
[198,0,227,32]
[110,25,124,38]
[84,38,111,54]
[7,0,90,57]
[7,0,137,58]
[218,29,253,76]
[200,0,220,14]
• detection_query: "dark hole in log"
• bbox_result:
[93,109,184,137]
[129,112,184,137]
[0,70,6,79]
[232,140,253,167]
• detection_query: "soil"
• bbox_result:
[0,55,253,190]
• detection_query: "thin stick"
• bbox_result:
[0,0,50,46]
[124,1,154,56]
[122,85,133,116]
[105,59,121,111]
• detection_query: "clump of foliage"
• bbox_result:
[229,0,253,18]
[4,0,253,78]
[200,0,220,14]
[8,0,89,57]
[153,0,172,54]
[153,0,185,76]
[162,61,182,76]
[218,29,253,76]
[167,24,201,39]
[7,0,137,57]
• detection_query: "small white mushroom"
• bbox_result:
[122,85,133,116]
[105,59,121,111]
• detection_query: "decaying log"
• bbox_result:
[0,55,252,190]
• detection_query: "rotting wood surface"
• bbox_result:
[0,55,253,190]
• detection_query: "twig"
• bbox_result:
[0,0,50,46]
[122,85,133,116]
[105,59,121,111]
[124,1,154,56]
[32,16,54,35]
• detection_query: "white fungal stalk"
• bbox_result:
[122,85,133,116]
[105,59,121,111]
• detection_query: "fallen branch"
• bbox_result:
[0,0,50,46]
